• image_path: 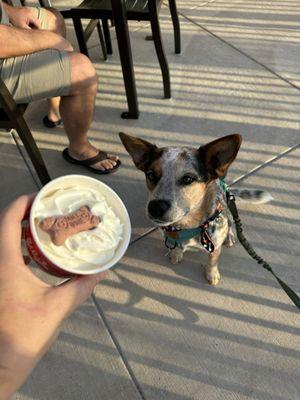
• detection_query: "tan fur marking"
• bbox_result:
[146,158,162,192]
[177,181,216,228]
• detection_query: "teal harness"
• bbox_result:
[163,179,227,253]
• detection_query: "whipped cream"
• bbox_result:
[34,186,123,269]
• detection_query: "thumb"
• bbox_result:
[51,271,106,317]
[20,22,31,29]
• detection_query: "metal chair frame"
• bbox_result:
[62,0,180,106]
[0,78,51,186]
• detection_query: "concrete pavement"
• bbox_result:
[0,1,299,399]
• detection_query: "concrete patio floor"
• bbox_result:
[0,0,299,399]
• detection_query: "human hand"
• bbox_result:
[8,7,41,30]
[0,195,106,399]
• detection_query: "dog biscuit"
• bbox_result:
[39,205,100,246]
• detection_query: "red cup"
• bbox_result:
[25,175,131,277]
[25,222,74,277]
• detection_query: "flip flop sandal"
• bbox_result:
[62,148,121,175]
[43,115,63,128]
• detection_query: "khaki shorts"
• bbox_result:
[0,7,71,103]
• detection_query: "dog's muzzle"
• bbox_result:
[148,199,171,220]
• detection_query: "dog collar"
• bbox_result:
[219,177,228,193]
[163,202,224,253]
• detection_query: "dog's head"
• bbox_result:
[119,133,242,227]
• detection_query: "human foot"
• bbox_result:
[63,145,121,174]
[43,115,63,128]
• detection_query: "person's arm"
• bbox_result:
[0,3,73,57]
[0,195,106,399]
[0,24,73,57]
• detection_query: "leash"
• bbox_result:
[226,188,300,310]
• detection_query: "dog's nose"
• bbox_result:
[148,200,171,219]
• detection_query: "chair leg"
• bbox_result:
[168,0,181,54]
[13,119,51,186]
[111,0,139,119]
[102,19,113,55]
[72,17,89,57]
[83,19,98,42]
[148,0,171,99]
[97,21,108,60]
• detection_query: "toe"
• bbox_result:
[107,154,119,161]
[91,156,118,171]
[208,275,220,285]
[205,267,221,285]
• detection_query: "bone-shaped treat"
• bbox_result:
[39,205,100,246]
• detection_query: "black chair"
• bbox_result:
[62,0,181,100]
[0,77,51,186]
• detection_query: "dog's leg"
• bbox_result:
[169,247,184,264]
[224,225,235,248]
[205,246,222,285]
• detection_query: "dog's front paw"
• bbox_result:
[205,266,221,285]
[169,247,183,264]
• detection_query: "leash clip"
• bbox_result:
[226,189,235,203]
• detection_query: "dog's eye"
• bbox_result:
[146,171,157,182]
[180,175,196,185]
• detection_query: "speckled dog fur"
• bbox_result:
[119,133,242,285]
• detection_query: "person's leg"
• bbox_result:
[46,96,61,125]
[1,26,118,172]
[38,8,67,124]
[60,52,118,171]
[43,8,66,37]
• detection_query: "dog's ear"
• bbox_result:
[119,132,158,172]
[198,134,242,179]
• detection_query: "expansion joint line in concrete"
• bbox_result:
[91,294,147,400]
[177,12,300,93]
[129,227,158,246]
[229,143,299,187]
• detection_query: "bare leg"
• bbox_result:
[47,97,61,123]
[44,9,117,171]
[205,246,221,285]
[44,9,67,122]
[60,52,118,171]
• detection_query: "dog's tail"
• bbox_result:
[230,188,273,204]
